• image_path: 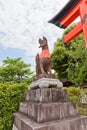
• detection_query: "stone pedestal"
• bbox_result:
[13,113,87,130]
[13,78,87,130]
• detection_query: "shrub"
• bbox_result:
[63,87,81,102]
[0,83,28,130]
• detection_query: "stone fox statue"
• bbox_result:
[36,37,52,79]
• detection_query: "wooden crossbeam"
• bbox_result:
[64,22,83,43]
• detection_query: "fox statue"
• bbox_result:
[35,37,54,79]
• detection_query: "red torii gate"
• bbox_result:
[48,0,87,48]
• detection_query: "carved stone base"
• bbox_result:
[29,78,63,89]
[13,113,87,130]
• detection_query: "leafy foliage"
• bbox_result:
[0,58,34,129]
[51,38,69,79]
[0,83,28,130]
[0,57,34,84]
[51,24,87,86]
[64,87,81,102]
[64,87,87,115]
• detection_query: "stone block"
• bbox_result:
[13,112,87,130]
[25,88,69,103]
[19,102,78,123]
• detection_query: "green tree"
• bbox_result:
[0,57,34,84]
[51,24,87,86]
[51,38,69,79]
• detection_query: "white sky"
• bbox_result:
[0,0,78,71]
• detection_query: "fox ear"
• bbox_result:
[43,36,47,40]
[43,37,47,42]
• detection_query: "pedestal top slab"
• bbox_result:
[29,78,63,89]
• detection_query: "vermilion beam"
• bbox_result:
[64,22,83,43]
[60,1,80,27]
[48,0,80,28]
